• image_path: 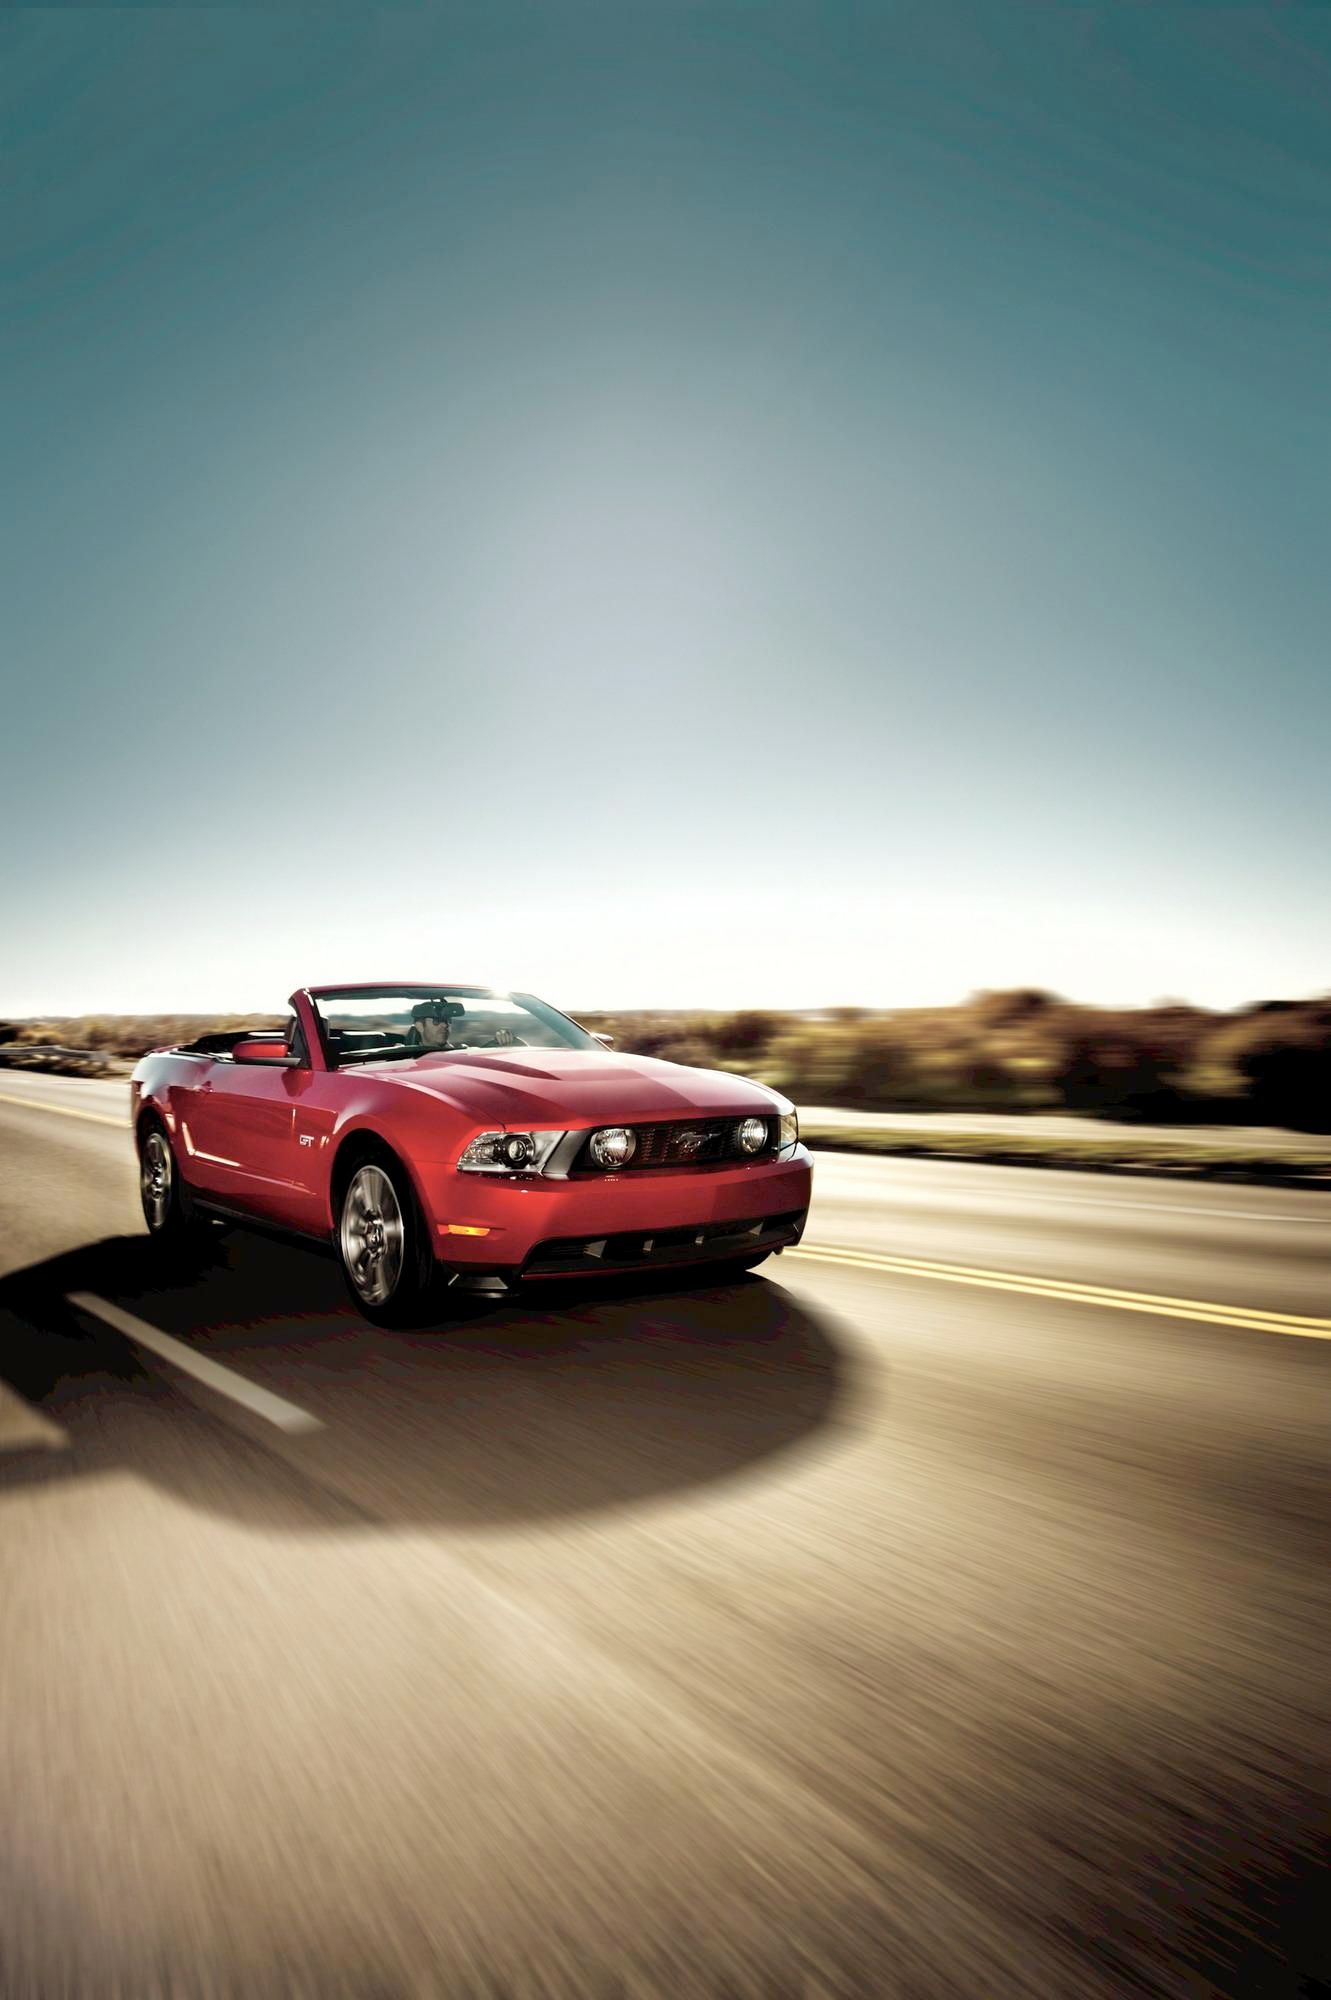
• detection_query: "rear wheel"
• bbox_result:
[138,1119,199,1242]
[336,1155,437,1326]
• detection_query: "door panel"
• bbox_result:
[185,1064,320,1226]
[174,1062,231,1196]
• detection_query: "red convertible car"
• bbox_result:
[131,984,811,1322]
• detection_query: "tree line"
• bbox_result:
[3,990,1328,1130]
[578,991,1331,1132]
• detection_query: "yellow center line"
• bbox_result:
[0,1089,126,1129]
[788,1243,1331,1340]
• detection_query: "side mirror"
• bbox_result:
[592,1031,615,1048]
[232,1037,294,1065]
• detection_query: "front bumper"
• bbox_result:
[416,1146,813,1279]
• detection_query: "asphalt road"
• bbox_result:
[0,1072,1327,1999]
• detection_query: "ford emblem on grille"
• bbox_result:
[673,1129,707,1160]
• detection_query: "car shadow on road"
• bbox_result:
[0,1232,854,1531]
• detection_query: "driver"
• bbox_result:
[406,999,520,1051]
[407,1000,455,1050]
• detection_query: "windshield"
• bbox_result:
[311,987,600,1066]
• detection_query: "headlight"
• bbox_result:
[588,1126,637,1170]
[735,1116,769,1155]
[777,1110,798,1152]
[458,1130,564,1174]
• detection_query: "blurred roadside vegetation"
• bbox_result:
[0,1015,277,1081]
[578,991,1331,1134]
[796,1125,1331,1185]
[5,991,1328,1133]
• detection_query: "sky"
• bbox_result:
[3,4,1328,1016]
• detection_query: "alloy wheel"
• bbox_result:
[340,1164,406,1307]
[141,1129,173,1231]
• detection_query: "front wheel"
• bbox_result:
[336,1156,437,1326]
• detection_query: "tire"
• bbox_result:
[138,1117,201,1243]
[335,1151,437,1326]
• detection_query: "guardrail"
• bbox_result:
[0,1043,108,1070]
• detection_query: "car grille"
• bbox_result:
[569,1115,775,1174]
[522,1210,807,1278]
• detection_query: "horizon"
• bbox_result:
[11,981,1328,1028]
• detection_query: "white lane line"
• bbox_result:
[66,1292,324,1435]
[1023,1202,1323,1224]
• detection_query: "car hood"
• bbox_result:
[371,1048,784,1128]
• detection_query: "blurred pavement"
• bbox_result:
[0,1074,1328,1998]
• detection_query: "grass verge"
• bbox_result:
[801,1126,1331,1188]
